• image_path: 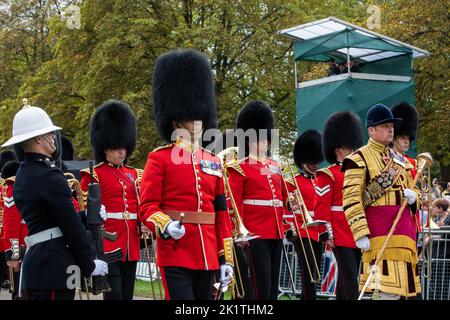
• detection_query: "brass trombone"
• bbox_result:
[278,155,326,283]
[217,147,259,299]
[64,172,89,299]
[217,147,259,243]
[65,172,85,211]
[419,160,436,279]
[135,174,164,300]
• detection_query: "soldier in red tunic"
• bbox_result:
[286,129,324,300]
[390,102,419,179]
[1,160,26,299]
[314,111,363,300]
[390,102,421,284]
[139,49,233,300]
[0,150,17,290]
[80,100,140,300]
[227,100,286,300]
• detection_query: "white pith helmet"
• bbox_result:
[2,106,62,147]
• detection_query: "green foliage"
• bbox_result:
[0,0,447,172]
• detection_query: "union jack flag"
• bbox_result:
[320,244,338,295]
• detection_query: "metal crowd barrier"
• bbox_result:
[278,241,335,299]
[136,248,159,281]
[420,228,450,300]
[278,229,450,300]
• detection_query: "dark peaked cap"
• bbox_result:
[294,129,324,167]
[90,100,137,162]
[322,111,363,164]
[390,102,419,141]
[152,49,218,142]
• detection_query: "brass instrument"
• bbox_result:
[135,173,164,300]
[216,147,259,299]
[64,173,90,299]
[358,152,433,300]
[278,156,324,283]
[217,147,259,243]
[64,172,85,211]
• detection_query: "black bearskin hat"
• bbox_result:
[236,100,275,139]
[390,102,419,141]
[61,135,74,160]
[323,111,363,164]
[153,49,218,143]
[0,150,17,171]
[294,129,323,167]
[90,100,137,162]
[236,100,275,157]
[1,160,20,179]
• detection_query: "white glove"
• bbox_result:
[220,264,234,286]
[99,204,107,221]
[165,220,185,240]
[91,259,108,276]
[356,236,370,252]
[403,188,416,205]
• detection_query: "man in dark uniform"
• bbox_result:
[2,106,108,300]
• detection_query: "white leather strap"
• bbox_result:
[107,212,137,220]
[243,199,284,208]
[25,227,63,248]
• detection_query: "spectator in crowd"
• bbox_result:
[327,58,341,76]
[442,182,450,197]
[431,178,443,199]
[432,198,449,228]
[343,60,362,73]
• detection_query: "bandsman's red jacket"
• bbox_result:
[227,156,287,240]
[139,139,233,270]
[314,163,356,248]
[81,162,141,262]
[285,172,320,242]
[2,177,28,260]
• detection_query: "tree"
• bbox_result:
[371,0,450,180]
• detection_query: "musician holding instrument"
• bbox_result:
[390,102,419,180]
[342,103,421,300]
[80,100,140,300]
[314,112,363,300]
[390,102,422,251]
[1,106,107,300]
[227,100,286,300]
[139,49,234,300]
[212,130,256,300]
[286,129,325,300]
[2,160,25,299]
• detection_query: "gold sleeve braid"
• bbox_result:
[343,155,370,241]
[82,190,88,209]
[148,211,172,236]
[219,237,234,266]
